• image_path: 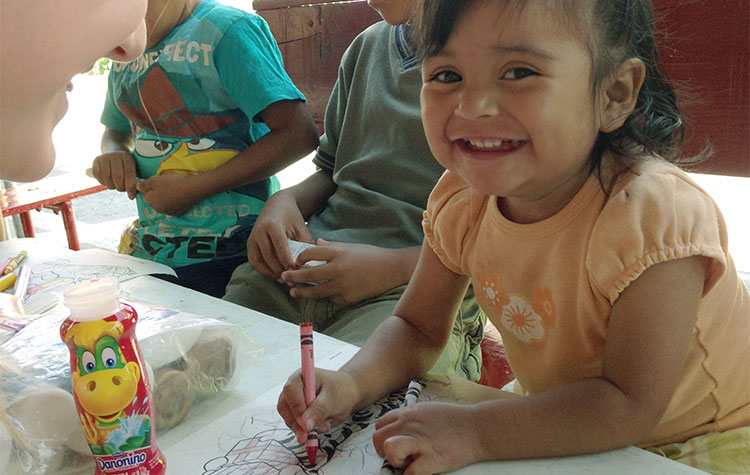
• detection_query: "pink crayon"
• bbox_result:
[0,256,14,275]
[300,322,318,465]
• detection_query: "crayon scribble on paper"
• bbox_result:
[202,389,406,474]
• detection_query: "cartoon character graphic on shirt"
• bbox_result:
[112,66,268,265]
[117,66,242,178]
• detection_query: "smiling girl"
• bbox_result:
[277,1,749,473]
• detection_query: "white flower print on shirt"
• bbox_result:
[478,274,510,313]
[500,295,544,342]
[475,273,554,343]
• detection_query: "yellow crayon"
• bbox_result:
[3,250,28,275]
[0,273,18,292]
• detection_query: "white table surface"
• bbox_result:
[120,277,704,474]
[0,240,705,474]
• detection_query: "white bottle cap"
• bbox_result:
[63,278,121,322]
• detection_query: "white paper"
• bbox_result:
[0,240,174,301]
[162,373,705,475]
[168,383,397,474]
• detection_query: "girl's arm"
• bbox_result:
[277,241,468,436]
[478,255,706,457]
[342,241,472,406]
[373,255,707,473]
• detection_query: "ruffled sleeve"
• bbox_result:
[587,169,728,304]
[422,171,485,275]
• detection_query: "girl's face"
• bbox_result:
[367,0,416,25]
[0,0,147,182]
[421,1,604,223]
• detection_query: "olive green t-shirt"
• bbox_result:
[307,22,443,248]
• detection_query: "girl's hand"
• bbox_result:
[277,368,361,445]
[92,151,138,199]
[280,239,417,306]
[247,191,314,280]
[136,173,200,216]
[373,402,484,475]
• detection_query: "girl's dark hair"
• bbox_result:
[416,0,702,171]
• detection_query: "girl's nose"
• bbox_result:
[455,86,500,119]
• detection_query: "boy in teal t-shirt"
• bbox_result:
[93,0,318,297]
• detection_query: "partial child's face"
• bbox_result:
[368,0,416,25]
[0,0,147,182]
[420,1,603,223]
[144,0,192,49]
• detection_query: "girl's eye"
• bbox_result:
[431,70,462,84]
[502,67,537,80]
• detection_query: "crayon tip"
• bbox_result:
[306,445,317,465]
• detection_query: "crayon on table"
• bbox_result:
[379,380,424,475]
[0,272,17,292]
[403,379,423,407]
[300,322,319,465]
[3,250,27,275]
[13,265,31,300]
[0,257,14,275]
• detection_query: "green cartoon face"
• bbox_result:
[76,336,124,374]
[133,134,237,177]
[71,332,141,423]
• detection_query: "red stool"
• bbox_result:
[478,322,514,389]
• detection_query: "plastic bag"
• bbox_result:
[0,299,262,474]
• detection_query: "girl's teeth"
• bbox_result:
[467,139,520,149]
[469,139,502,148]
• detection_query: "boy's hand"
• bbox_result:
[277,368,361,445]
[92,151,138,199]
[280,239,411,306]
[137,173,200,216]
[247,191,314,280]
[373,402,483,475]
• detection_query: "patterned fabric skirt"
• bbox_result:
[647,426,750,475]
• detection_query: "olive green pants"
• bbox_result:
[224,262,485,381]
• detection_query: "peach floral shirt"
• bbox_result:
[423,159,749,446]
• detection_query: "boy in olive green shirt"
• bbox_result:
[224,3,484,380]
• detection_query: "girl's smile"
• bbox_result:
[457,138,527,155]
[421,1,602,224]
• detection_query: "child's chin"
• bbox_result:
[55,88,70,123]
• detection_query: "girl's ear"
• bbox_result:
[600,58,646,133]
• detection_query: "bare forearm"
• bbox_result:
[100,128,133,153]
[341,315,444,411]
[186,126,318,202]
[470,377,660,460]
[284,168,337,220]
[342,249,470,411]
[369,245,421,290]
[186,99,318,201]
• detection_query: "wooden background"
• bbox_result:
[255,0,749,177]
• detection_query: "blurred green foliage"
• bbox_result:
[87,58,111,76]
